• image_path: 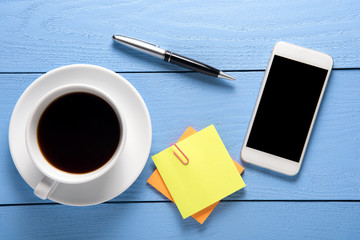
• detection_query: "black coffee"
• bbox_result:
[37,92,120,174]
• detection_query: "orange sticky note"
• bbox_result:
[147,126,244,224]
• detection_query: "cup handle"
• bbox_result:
[34,176,59,200]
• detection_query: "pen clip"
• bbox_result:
[122,35,159,48]
[170,143,189,165]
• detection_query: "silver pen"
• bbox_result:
[112,35,235,81]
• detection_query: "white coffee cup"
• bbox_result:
[25,84,127,200]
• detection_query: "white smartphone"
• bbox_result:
[241,42,333,176]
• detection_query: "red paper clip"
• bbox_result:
[170,143,189,165]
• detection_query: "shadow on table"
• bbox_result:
[12,203,133,239]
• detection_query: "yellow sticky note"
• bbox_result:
[147,126,244,224]
[152,125,246,219]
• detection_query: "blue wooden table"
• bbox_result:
[1,0,359,239]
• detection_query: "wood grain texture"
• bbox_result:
[1,70,359,204]
[0,0,359,72]
[0,201,359,240]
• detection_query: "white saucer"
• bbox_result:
[9,64,152,206]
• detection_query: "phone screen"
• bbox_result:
[246,55,328,162]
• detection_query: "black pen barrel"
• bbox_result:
[164,51,219,77]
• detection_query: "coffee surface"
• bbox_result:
[37,92,120,174]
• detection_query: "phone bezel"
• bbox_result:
[241,41,333,176]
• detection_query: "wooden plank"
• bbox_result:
[0,201,359,239]
[0,0,359,72]
[0,70,358,204]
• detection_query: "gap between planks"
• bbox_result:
[0,199,359,208]
[0,68,359,75]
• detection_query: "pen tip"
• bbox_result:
[218,71,236,81]
[112,35,116,40]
